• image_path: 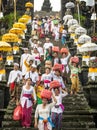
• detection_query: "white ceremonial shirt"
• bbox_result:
[8,70,22,85]
[51,92,68,114]
[53,74,66,89]
[20,53,31,75]
[41,73,53,88]
[20,85,36,108]
[37,47,44,56]
[43,42,53,50]
[60,53,71,73]
[25,71,38,83]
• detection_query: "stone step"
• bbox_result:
[4,114,93,122]
[2,120,95,128]
[64,105,90,111]
[1,128,37,130]
[4,109,93,117]
[63,101,89,106]
[64,94,87,99]
[63,98,87,103]
[62,129,97,130]
[6,101,90,110]
[62,115,93,121]
[6,106,90,117]
[1,127,97,130]
[62,121,95,128]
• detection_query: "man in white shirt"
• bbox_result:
[53,24,60,41]
[43,38,53,50]
[44,21,50,35]
[37,41,44,56]
[7,63,22,103]
[25,64,38,86]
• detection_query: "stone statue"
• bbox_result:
[25,8,31,16]
[65,9,72,15]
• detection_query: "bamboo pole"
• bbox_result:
[76,0,81,25]
[93,0,96,34]
[14,0,16,22]
[0,0,1,13]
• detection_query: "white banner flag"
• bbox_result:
[86,0,95,6]
[80,0,95,6]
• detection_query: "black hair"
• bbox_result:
[54,87,59,91]
[26,77,32,81]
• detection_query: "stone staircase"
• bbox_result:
[1,89,97,130]
[1,30,97,130]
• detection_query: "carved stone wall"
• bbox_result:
[17,0,34,17]
[3,0,34,17]
[61,0,75,19]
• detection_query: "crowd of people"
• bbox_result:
[0,2,86,129]
[5,13,82,130]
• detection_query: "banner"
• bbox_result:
[80,0,95,6]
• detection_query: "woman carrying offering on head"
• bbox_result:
[34,89,57,130]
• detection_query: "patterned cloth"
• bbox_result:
[51,112,62,130]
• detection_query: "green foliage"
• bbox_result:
[1,12,21,30]
[74,13,86,26]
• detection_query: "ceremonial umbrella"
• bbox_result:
[0,41,12,51]
[79,42,97,52]
[2,33,19,43]
[63,15,73,25]
[22,15,31,20]
[68,24,80,33]
[9,28,24,35]
[13,22,26,30]
[67,19,78,28]
[18,18,29,24]
[75,27,87,35]
[63,15,73,21]
[65,2,75,9]
[25,2,33,8]
[78,34,91,44]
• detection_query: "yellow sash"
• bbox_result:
[74,38,78,43]
[13,46,19,51]
[77,44,82,47]
[89,68,97,73]
[70,33,75,39]
[6,56,13,61]
[0,69,6,74]
[18,39,22,43]
[0,57,3,61]
[59,26,63,33]
[82,56,90,59]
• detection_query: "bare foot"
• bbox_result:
[70,91,73,95]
